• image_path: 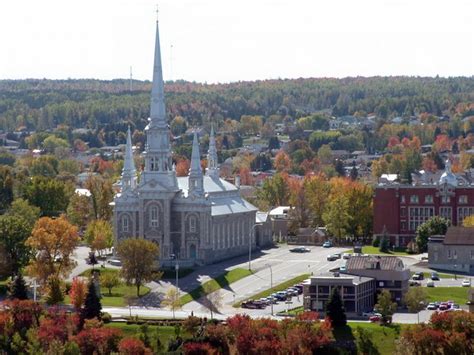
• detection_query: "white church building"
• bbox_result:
[113,19,265,266]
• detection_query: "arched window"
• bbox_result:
[122,216,129,232]
[189,216,197,232]
[150,206,159,228]
[150,157,159,171]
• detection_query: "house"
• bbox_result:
[288,227,328,245]
[255,212,273,248]
[303,274,376,315]
[269,206,292,241]
[344,255,410,303]
[428,226,474,274]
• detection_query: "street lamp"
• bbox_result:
[248,223,262,271]
[170,254,179,297]
[266,263,274,316]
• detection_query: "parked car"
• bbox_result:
[340,265,347,272]
[409,280,421,286]
[431,272,440,281]
[462,279,471,287]
[286,288,299,297]
[108,259,122,266]
[369,315,381,323]
[427,280,435,287]
[342,253,352,260]
[362,311,382,318]
[426,303,438,310]
[322,241,332,248]
[290,246,311,253]
[293,284,303,293]
[327,254,339,261]
[438,303,450,311]
[412,272,424,280]
[242,300,264,309]
[333,253,342,259]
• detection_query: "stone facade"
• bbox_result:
[113,20,257,267]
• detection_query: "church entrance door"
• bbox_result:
[189,244,197,259]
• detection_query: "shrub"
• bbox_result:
[101,312,112,323]
[118,337,152,355]
[372,236,380,247]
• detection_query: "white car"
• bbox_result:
[342,253,352,260]
[362,311,382,318]
[108,259,122,266]
[462,279,471,287]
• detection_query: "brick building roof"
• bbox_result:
[443,226,474,245]
[347,256,405,271]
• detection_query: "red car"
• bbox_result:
[369,315,381,323]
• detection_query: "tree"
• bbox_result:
[325,287,346,327]
[85,176,114,220]
[257,173,290,207]
[9,273,28,300]
[375,290,397,325]
[355,326,379,355]
[267,136,280,150]
[202,283,222,320]
[117,239,160,297]
[463,215,474,227]
[0,215,32,276]
[100,272,121,296]
[67,193,93,230]
[6,198,40,229]
[23,176,72,216]
[416,216,449,252]
[118,337,151,355]
[161,286,181,319]
[46,276,64,305]
[84,220,113,256]
[379,233,389,253]
[403,287,427,313]
[0,166,14,211]
[26,216,80,285]
[323,189,350,241]
[274,151,291,173]
[82,280,102,321]
[69,277,88,311]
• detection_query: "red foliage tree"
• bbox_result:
[118,337,152,355]
[183,342,216,355]
[69,277,87,311]
[6,299,43,334]
[37,309,79,350]
[74,327,122,354]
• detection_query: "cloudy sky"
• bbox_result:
[0,0,472,82]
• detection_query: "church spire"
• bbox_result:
[188,130,204,196]
[150,17,167,128]
[206,125,219,178]
[121,126,137,190]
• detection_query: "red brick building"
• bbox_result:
[374,161,474,247]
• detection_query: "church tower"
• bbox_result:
[140,17,177,190]
[121,126,137,190]
[188,131,204,197]
[206,125,219,178]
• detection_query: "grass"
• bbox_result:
[334,322,407,355]
[105,322,183,345]
[179,268,252,306]
[277,306,304,316]
[424,286,470,305]
[355,246,415,256]
[65,268,150,307]
[233,273,310,307]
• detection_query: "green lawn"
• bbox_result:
[66,268,150,307]
[233,274,310,307]
[334,322,407,355]
[424,287,470,304]
[352,246,415,256]
[179,268,252,306]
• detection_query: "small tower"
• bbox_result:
[206,125,219,178]
[188,131,204,197]
[121,126,137,190]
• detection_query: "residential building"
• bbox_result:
[344,255,410,303]
[113,19,257,267]
[428,226,474,274]
[374,160,474,246]
[303,275,376,315]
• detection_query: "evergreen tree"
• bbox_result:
[379,233,389,253]
[326,287,347,327]
[334,159,345,177]
[350,163,358,181]
[82,280,102,320]
[9,273,28,300]
[46,277,64,305]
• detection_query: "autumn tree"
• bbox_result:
[23,176,73,216]
[257,173,290,207]
[403,287,427,313]
[323,188,350,241]
[5,198,40,229]
[67,193,94,230]
[69,277,88,311]
[274,151,291,173]
[26,216,80,286]
[463,215,474,227]
[85,176,114,221]
[305,174,330,228]
[100,272,121,296]
[117,239,160,296]
[84,220,113,256]
[161,286,181,319]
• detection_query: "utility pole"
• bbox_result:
[266,264,273,316]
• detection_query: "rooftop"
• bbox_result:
[346,255,406,271]
[443,226,474,245]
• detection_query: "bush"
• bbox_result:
[372,236,380,247]
[101,312,112,323]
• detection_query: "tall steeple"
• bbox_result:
[188,131,204,197]
[141,16,177,190]
[206,125,219,178]
[121,126,137,190]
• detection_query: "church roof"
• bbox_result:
[177,176,238,195]
[211,196,258,216]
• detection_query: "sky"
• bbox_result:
[0,0,473,83]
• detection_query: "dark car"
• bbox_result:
[431,272,440,281]
[290,246,310,253]
[412,272,424,280]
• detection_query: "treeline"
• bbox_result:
[1,76,473,132]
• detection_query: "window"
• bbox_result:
[122,216,129,232]
[471,250,474,260]
[401,208,406,217]
[150,206,159,228]
[440,207,452,223]
[408,207,434,230]
[441,196,451,204]
[457,207,474,224]
[453,250,457,259]
[410,195,419,204]
[459,195,468,204]
[425,195,433,204]
[401,222,406,231]
[189,216,196,232]
[401,195,406,203]
[447,249,452,259]
[150,157,158,171]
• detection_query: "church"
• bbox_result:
[113,19,260,266]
